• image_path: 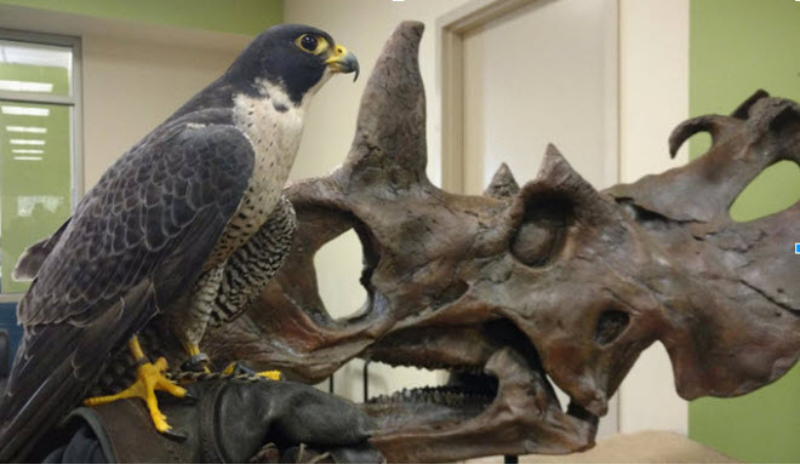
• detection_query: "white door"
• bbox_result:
[460,0,618,194]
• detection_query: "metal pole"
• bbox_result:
[363,360,372,402]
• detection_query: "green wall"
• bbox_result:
[0,102,72,294]
[0,0,283,36]
[688,1,800,462]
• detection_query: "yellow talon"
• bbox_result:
[84,337,187,434]
[258,370,282,381]
[221,362,281,380]
[222,362,237,375]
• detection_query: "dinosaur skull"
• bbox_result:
[203,22,800,463]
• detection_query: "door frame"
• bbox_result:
[436,0,620,193]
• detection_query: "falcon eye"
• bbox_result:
[301,35,317,51]
[296,34,328,55]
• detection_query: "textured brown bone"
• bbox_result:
[203,22,800,463]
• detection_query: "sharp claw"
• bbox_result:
[161,428,188,442]
[183,392,198,404]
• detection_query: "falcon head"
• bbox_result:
[229,24,359,106]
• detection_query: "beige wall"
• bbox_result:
[619,0,689,182]
[618,0,689,435]
[82,35,243,189]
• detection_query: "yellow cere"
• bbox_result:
[325,45,349,63]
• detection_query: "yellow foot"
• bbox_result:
[84,357,188,434]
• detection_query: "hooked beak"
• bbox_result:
[325,45,360,82]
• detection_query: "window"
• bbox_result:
[0,29,81,300]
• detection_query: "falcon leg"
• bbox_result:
[84,336,189,436]
[180,342,211,373]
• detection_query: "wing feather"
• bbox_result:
[0,114,255,461]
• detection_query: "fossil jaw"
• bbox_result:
[365,347,597,463]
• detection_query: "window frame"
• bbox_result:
[0,28,83,302]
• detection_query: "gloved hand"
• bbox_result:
[42,378,384,463]
[198,378,382,463]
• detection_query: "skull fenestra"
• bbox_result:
[202,22,800,463]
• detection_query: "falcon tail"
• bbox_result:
[0,280,155,462]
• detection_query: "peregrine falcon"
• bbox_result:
[0,24,358,461]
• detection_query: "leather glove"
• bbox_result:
[42,378,384,463]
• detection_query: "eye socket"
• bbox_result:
[595,310,630,346]
[296,34,328,55]
[510,195,570,267]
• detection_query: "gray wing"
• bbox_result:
[210,195,297,326]
[0,119,254,462]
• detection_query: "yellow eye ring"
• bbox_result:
[296,34,329,55]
